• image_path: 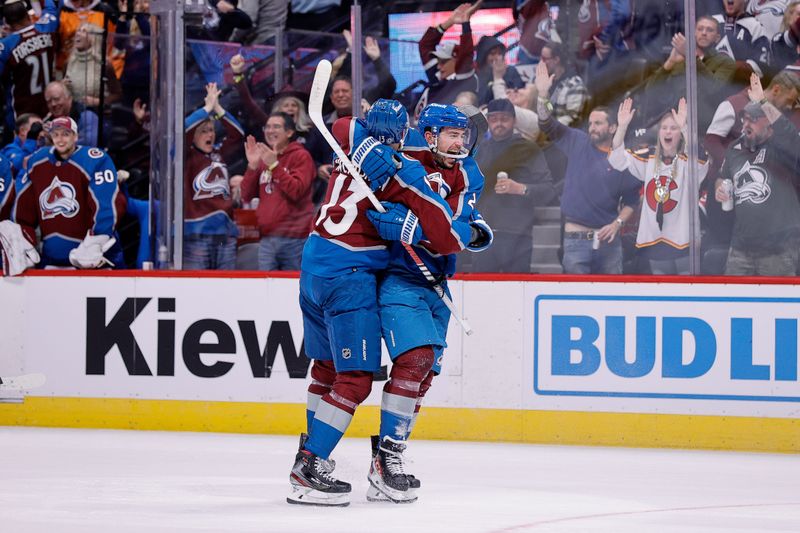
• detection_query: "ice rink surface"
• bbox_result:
[1,426,799,533]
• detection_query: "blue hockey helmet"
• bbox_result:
[365,99,409,146]
[417,103,471,159]
[417,103,469,137]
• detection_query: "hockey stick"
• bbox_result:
[309,60,473,335]
[0,372,46,391]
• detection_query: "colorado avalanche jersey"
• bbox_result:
[397,133,485,280]
[183,108,243,236]
[13,145,125,265]
[0,0,60,129]
[712,14,770,76]
[0,154,14,220]
[302,117,466,277]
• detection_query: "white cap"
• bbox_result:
[431,41,458,60]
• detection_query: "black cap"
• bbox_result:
[487,98,515,117]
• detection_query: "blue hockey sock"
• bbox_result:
[304,398,354,460]
[379,389,418,442]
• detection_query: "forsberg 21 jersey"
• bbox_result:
[0,0,60,126]
[302,117,467,277]
[13,145,125,265]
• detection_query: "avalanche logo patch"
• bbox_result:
[88,148,104,159]
[733,161,770,205]
[193,162,230,200]
[40,177,79,219]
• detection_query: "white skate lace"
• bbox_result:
[384,450,407,477]
[314,457,339,483]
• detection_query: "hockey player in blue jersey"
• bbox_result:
[364,103,493,503]
[0,0,60,131]
[13,116,125,268]
[289,99,473,507]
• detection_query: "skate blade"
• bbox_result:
[287,486,350,507]
[366,479,417,504]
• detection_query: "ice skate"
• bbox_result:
[366,435,420,502]
[299,433,336,472]
[287,448,351,507]
[366,436,418,503]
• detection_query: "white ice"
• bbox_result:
[1,427,799,533]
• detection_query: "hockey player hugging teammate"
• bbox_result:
[289,99,475,507]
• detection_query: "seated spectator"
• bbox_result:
[414,2,480,116]
[715,74,800,276]
[712,0,771,83]
[183,82,244,270]
[609,97,709,275]
[43,81,100,147]
[475,35,524,105]
[65,23,123,108]
[768,1,800,77]
[473,99,555,272]
[238,113,315,270]
[639,17,736,135]
[2,114,43,177]
[13,117,126,269]
[535,61,640,275]
[57,0,123,78]
[539,42,589,127]
[0,0,60,133]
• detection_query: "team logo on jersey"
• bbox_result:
[645,176,678,213]
[40,177,79,219]
[38,14,54,24]
[88,148,104,159]
[577,0,590,24]
[733,161,770,205]
[192,162,230,200]
[341,348,352,359]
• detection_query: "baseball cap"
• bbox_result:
[48,116,79,134]
[431,41,458,60]
[487,98,516,118]
[742,101,766,119]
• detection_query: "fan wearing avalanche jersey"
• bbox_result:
[183,82,244,269]
[13,116,125,268]
[289,99,472,507]
[363,103,492,503]
[0,0,60,132]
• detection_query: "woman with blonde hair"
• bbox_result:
[771,0,800,75]
[609,97,709,275]
[271,95,311,136]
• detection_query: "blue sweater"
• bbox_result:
[541,117,640,228]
